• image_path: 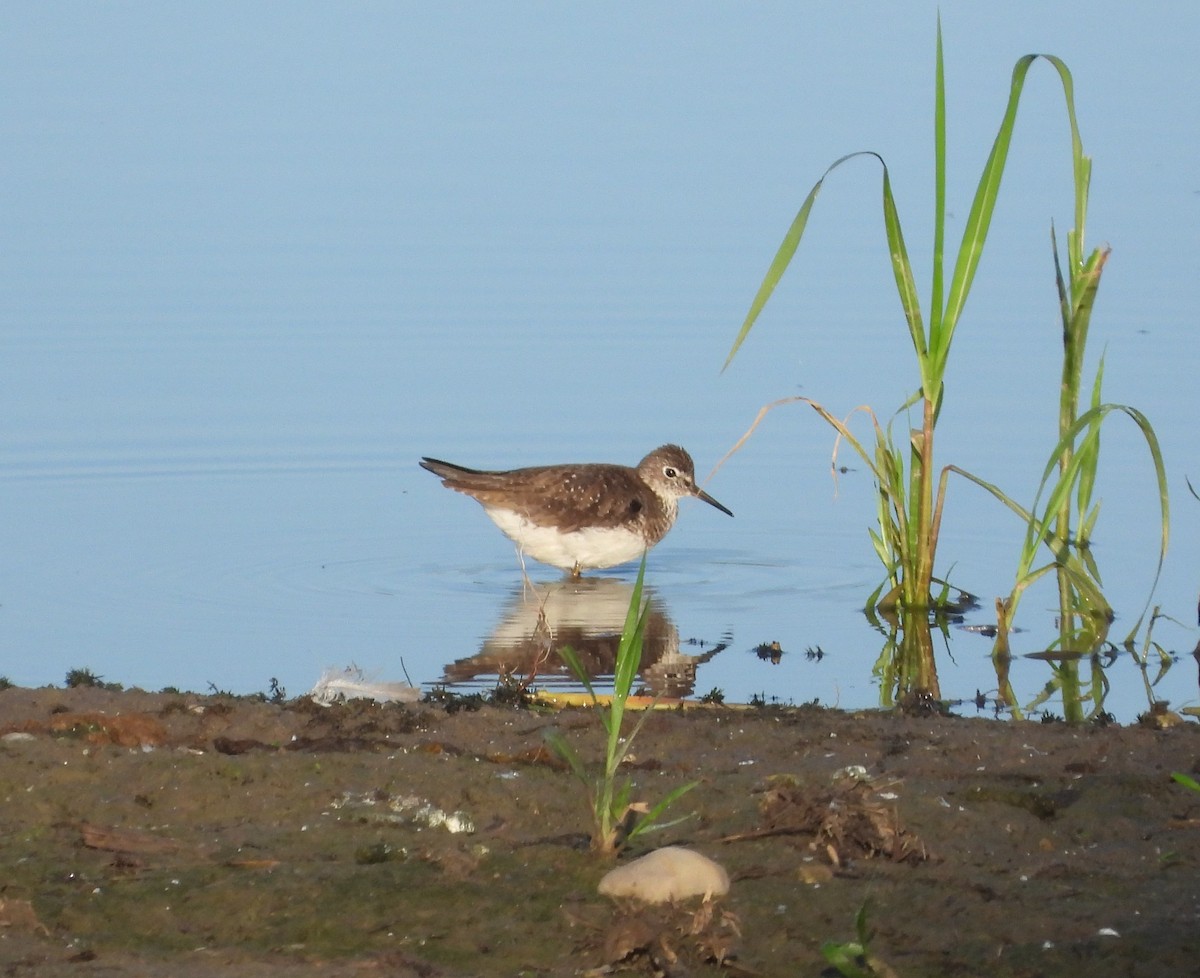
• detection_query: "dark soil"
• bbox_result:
[2,685,1199,977]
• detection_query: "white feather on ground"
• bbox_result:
[308,666,420,706]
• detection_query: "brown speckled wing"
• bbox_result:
[441,463,653,534]
[522,465,654,534]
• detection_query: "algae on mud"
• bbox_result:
[1,684,1199,976]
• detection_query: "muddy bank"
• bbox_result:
[1,685,1198,976]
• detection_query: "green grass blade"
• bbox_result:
[820,941,873,978]
[1013,403,1169,630]
[1074,357,1105,522]
[940,54,1091,383]
[623,780,700,845]
[935,54,1039,378]
[724,151,891,371]
[542,729,588,784]
[1051,224,1074,347]
[1079,502,1101,540]
[1038,54,1090,275]
[606,554,649,773]
[611,555,648,702]
[1172,772,1200,794]
[722,175,823,371]
[557,644,598,703]
[880,162,928,378]
[942,465,1034,525]
[930,14,946,334]
[1079,536,1105,589]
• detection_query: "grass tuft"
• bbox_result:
[543,555,699,856]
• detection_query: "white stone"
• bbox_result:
[598,846,730,903]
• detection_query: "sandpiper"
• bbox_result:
[419,444,732,577]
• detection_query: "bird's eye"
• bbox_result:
[664,466,677,479]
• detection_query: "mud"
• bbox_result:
[1,684,1198,976]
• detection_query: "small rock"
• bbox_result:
[598,846,730,903]
[797,863,834,885]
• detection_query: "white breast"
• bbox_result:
[483,507,649,570]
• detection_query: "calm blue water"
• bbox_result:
[3,3,1198,721]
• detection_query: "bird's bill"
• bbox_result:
[695,487,733,517]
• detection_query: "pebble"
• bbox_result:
[598,846,730,903]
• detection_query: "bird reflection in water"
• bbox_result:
[439,578,727,700]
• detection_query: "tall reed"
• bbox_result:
[725,21,1020,620]
[978,71,1168,719]
[987,237,1168,718]
[721,20,1168,706]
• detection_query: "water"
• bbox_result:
[3,3,1198,722]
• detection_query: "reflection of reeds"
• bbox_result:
[720,19,1168,712]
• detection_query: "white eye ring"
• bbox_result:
[664,466,677,479]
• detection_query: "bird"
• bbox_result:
[419,444,732,577]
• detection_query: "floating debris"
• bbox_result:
[751,641,784,663]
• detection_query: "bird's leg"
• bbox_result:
[517,547,535,601]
